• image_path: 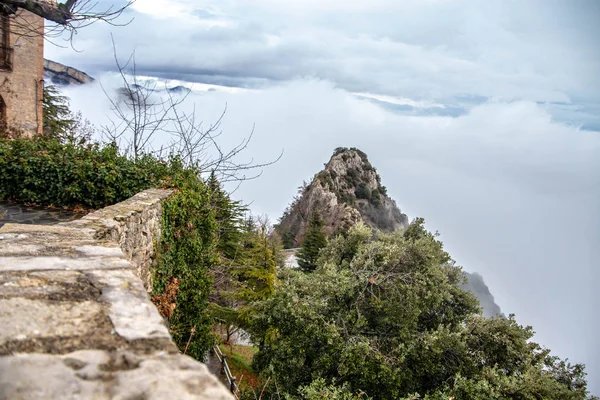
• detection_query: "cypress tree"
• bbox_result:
[297,212,327,271]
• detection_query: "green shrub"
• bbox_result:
[340,192,355,206]
[370,189,381,207]
[354,182,371,200]
[153,170,218,359]
[0,136,174,208]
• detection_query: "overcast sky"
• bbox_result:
[48,0,599,393]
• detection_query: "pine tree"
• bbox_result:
[297,212,327,271]
[42,85,74,137]
[207,173,246,262]
[235,220,277,302]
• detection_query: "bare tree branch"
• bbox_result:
[0,0,134,44]
[101,40,283,182]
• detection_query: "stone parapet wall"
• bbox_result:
[62,189,172,290]
[0,190,232,399]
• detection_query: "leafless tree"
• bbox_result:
[101,38,282,182]
[0,0,134,43]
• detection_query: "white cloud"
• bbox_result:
[61,82,600,397]
[47,0,600,127]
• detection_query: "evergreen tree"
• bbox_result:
[250,221,596,399]
[208,214,278,342]
[207,172,246,262]
[42,85,74,137]
[297,212,327,271]
[41,85,94,143]
[234,219,277,303]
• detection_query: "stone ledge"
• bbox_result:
[62,188,174,289]
[0,189,233,399]
[0,350,232,400]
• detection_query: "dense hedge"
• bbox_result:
[0,136,176,209]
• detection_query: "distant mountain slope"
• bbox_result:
[276,147,409,248]
[462,272,503,317]
[43,61,192,97]
[277,147,502,317]
[44,59,95,85]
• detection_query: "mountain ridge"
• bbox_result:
[44,59,95,85]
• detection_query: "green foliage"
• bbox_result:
[0,85,168,209]
[0,136,174,208]
[280,228,296,249]
[42,85,94,144]
[317,170,335,191]
[207,216,279,346]
[370,189,381,207]
[249,221,595,399]
[339,192,355,206]
[234,219,278,303]
[298,379,371,400]
[354,182,371,200]
[344,167,360,186]
[208,173,246,261]
[332,147,368,164]
[153,172,218,359]
[42,85,74,138]
[296,212,327,271]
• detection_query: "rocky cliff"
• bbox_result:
[277,147,502,318]
[276,147,409,247]
[44,59,95,85]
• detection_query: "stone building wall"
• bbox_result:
[0,9,44,135]
[0,189,233,399]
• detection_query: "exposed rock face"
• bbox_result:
[43,59,95,85]
[276,148,409,247]
[277,148,503,318]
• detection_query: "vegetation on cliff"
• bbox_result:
[276,147,408,248]
[249,221,596,399]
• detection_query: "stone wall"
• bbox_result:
[0,9,44,135]
[0,189,233,399]
[63,189,171,291]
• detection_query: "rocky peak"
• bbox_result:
[276,148,409,248]
[43,59,95,85]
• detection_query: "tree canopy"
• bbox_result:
[249,220,596,399]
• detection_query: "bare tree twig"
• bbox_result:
[101,40,283,182]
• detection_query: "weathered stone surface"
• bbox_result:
[0,351,233,400]
[63,189,173,289]
[0,223,139,272]
[86,269,171,341]
[0,189,234,398]
[0,201,83,228]
[0,298,103,345]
